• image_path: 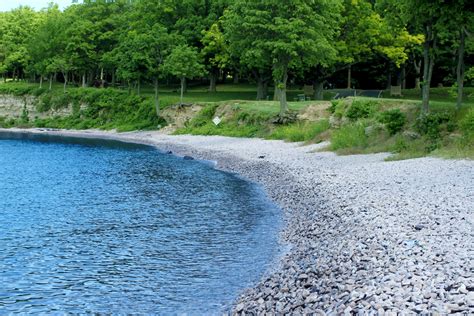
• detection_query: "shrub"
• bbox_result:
[378,109,406,135]
[345,99,378,121]
[21,105,29,123]
[333,100,347,118]
[187,103,219,128]
[415,111,451,139]
[460,108,474,135]
[328,100,339,114]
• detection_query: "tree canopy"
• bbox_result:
[0,0,472,113]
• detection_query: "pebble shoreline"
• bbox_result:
[2,129,473,315]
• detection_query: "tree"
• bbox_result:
[224,0,341,115]
[163,45,205,105]
[114,29,152,95]
[395,1,451,112]
[337,0,382,89]
[28,5,68,90]
[449,1,474,110]
[0,6,39,81]
[146,25,177,116]
[201,22,229,92]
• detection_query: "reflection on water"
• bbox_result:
[0,132,280,314]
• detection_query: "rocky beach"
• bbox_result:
[3,128,473,315]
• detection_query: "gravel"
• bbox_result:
[3,128,473,314]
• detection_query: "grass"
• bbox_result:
[268,119,330,142]
[1,81,473,160]
[330,122,369,151]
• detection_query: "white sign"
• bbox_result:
[212,116,222,126]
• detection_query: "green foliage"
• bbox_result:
[186,103,219,128]
[0,116,16,128]
[460,108,474,136]
[20,104,29,123]
[345,99,378,121]
[163,45,205,80]
[378,109,406,135]
[0,82,42,96]
[268,120,330,142]
[328,100,339,114]
[176,102,265,137]
[1,87,164,131]
[223,0,341,114]
[415,111,452,140]
[330,122,368,151]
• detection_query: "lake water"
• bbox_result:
[0,132,280,314]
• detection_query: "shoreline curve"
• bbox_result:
[1,128,473,315]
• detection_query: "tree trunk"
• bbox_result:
[82,73,86,88]
[313,80,324,100]
[111,70,116,86]
[180,77,185,105]
[221,70,227,83]
[401,64,406,90]
[233,70,239,84]
[87,71,93,86]
[183,78,187,93]
[386,63,392,90]
[39,76,43,89]
[347,65,352,89]
[154,77,160,117]
[273,83,280,101]
[422,25,436,113]
[209,72,217,93]
[49,75,53,90]
[279,69,289,115]
[63,72,68,93]
[257,78,264,100]
[456,28,465,110]
[414,59,421,89]
[263,81,269,100]
[100,67,104,88]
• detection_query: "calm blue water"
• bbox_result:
[0,132,280,314]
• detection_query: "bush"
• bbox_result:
[21,105,29,123]
[345,99,378,121]
[460,108,474,136]
[186,103,219,128]
[415,111,451,139]
[333,100,347,118]
[328,100,339,114]
[378,109,406,135]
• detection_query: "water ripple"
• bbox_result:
[0,133,280,314]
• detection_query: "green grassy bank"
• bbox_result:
[0,82,473,160]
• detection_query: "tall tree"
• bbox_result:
[449,1,474,109]
[0,6,39,81]
[224,0,341,115]
[201,22,229,93]
[163,45,205,105]
[395,1,450,112]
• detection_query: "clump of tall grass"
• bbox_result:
[330,122,368,151]
[268,119,330,142]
